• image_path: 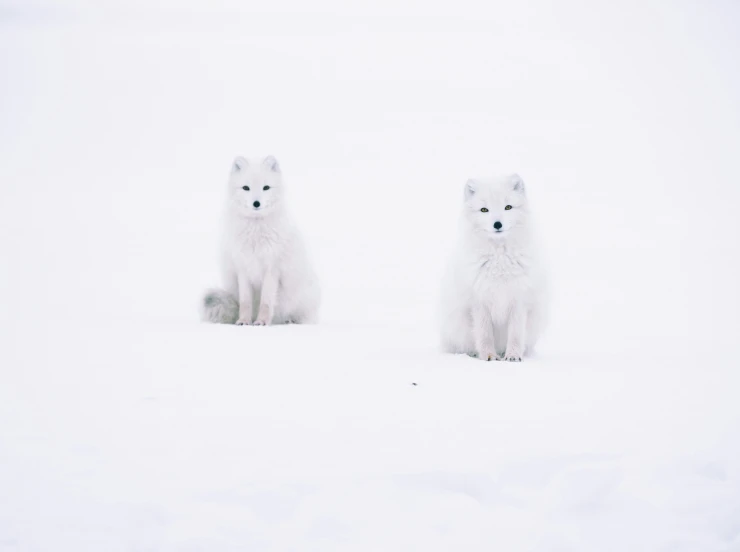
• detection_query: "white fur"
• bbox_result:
[439,174,547,361]
[201,156,320,325]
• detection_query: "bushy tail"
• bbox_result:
[200,288,239,324]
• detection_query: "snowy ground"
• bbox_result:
[2,1,740,550]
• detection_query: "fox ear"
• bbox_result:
[263,155,280,173]
[511,174,525,193]
[232,156,248,173]
[464,179,476,200]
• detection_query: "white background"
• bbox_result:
[1,1,740,550]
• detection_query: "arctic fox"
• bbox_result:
[440,174,547,361]
[200,155,320,326]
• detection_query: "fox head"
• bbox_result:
[227,155,284,216]
[462,174,529,240]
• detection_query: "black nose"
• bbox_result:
[493,221,502,230]
[253,201,261,208]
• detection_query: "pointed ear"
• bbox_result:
[232,156,248,173]
[464,179,476,200]
[263,155,280,173]
[511,174,525,193]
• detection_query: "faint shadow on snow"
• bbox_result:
[393,453,623,512]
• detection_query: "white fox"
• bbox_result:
[200,155,320,326]
[440,174,547,361]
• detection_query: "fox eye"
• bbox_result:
[242,186,250,191]
[263,185,270,191]
[480,207,489,213]
[505,205,512,210]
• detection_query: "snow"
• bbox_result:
[2,1,740,550]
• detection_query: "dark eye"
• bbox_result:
[505,205,512,210]
[242,186,250,191]
[480,207,488,213]
[263,185,270,191]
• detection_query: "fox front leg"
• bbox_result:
[503,303,526,362]
[472,303,498,361]
[254,268,279,326]
[235,272,254,326]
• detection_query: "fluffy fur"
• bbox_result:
[439,174,547,361]
[200,155,320,326]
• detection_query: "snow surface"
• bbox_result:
[2,1,740,550]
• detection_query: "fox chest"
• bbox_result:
[228,240,282,284]
[468,254,530,315]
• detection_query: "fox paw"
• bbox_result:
[503,352,522,362]
[252,319,268,326]
[478,351,500,362]
[235,318,252,326]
